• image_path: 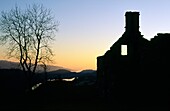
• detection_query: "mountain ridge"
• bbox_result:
[0,60,70,72]
[0,60,96,73]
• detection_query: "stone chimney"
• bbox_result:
[125,12,140,32]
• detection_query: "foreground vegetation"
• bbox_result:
[0,69,168,110]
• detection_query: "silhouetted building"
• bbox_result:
[97,11,169,109]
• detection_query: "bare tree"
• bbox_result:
[0,4,58,89]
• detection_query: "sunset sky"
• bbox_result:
[0,0,170,71]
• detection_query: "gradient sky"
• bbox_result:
[0,0,170,71]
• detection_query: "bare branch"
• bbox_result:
[0,4,58,87]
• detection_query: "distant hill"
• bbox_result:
[78,69,96,74]
[0,60,69,72]
[0,60,97,87]
[0,60,19,69]
[42,69,96,79]
[34,69,97,86]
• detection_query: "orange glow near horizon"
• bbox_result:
[0,45,100,72]
[0,54,97,72]
[52,46,100,72]
[52,56,97,72]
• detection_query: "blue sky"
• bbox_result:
[0,0,170,71]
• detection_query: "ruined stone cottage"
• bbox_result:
[97,11,169,106]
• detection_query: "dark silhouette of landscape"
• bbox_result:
[0,62,98,110]
[0,11,169,110]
